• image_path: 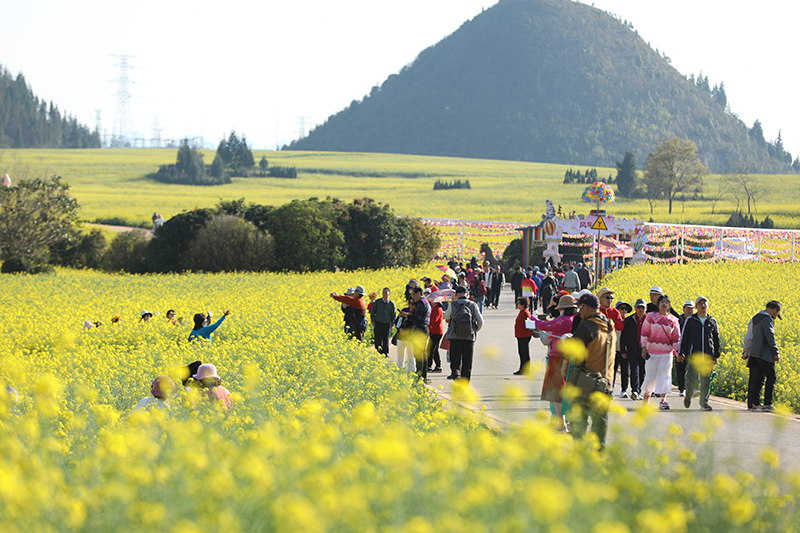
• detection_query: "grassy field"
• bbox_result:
[2,148,800,229]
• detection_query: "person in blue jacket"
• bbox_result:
[188,310,231,344]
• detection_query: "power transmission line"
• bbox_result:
[111,54,136,148]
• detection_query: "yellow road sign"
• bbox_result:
[590,216,608,231]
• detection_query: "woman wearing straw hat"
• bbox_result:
[532,294,578,431]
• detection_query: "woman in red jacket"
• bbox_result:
[427,301,445,373]
[514,297,533,375]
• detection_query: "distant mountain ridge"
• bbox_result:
[288,0,790,174]
[0,63,100,149]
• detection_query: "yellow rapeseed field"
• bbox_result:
[603,261,799,411]
[3,148,800,229]
[1,267,799,531]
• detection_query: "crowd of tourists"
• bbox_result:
[330,256,783,450]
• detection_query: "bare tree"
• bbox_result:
[643,137,708,214]
[709,182,726,215]
[726,167,766,215]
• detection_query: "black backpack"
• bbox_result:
[453,300,475,339]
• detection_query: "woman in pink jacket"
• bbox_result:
[533,294,577,431]
[640,294,681,410]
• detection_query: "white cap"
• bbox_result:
[683,300,695,308]
[649,286,664,294]
[695,296,708,306]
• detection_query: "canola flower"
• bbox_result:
[0,267,799,531]
[603,262,799,412]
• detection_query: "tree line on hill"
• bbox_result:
[0,177,440,274]
[0,64,101,149]
[149,131,297,185]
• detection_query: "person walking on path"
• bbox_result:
[569,294,616,447]
[409,287,431,381]
[443,286,484,382]
[575,262,592,290]
[188,310,231,344]
[613,301,632,398]
[596,288,625,331]
[564,265,580,293]
[331,286,368,341]
[646,286,681,319]
[680,296,720,411]
[676,300,696,397]
[511,267,525,301]
[533,294,577,431]
[427,301,445,373]
[620,299,647,400]
[641,295,681,410]
[488,266,504,309]
[370,287,396,357]
[743,300,782,412]
[513,297,533,376]
[521,272,538,313]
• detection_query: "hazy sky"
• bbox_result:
[2,0,798,155]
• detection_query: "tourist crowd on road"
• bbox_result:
[326,255,783,449]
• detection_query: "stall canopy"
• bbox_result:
[597,237,633,259]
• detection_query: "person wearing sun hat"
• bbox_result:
[646,287,680,319]
[596,288,625,331]
[532,294,578,431]
[570,293,616,447]
[140,310,153,322]
[331,286,368,341]
[192,363,232,412]
[679,296,720,411]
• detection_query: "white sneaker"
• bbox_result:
[693,391,701,398]
[679,391,686,397]
[630,392,639,401]
[659,400,670,410]
[620,392,629,399]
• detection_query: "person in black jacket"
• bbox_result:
[742,300,782,412]
[646,286,681,319]
[619,298,647,400]
[679,297,721,411]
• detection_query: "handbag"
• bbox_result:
[539,331,553,346]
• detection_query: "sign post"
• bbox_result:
[590,215,608,286]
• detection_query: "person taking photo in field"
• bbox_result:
[679,297,720,411]
[331,286,368,341]
[743,300,782,412]
[188,310,231,344]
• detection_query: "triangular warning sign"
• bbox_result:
[590,216,608,231]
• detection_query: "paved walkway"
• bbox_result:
[389,287,800,472]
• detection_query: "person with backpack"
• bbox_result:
[331,286,368,341]
[443,285,484,382]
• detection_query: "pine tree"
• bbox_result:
[615,151,637,196]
